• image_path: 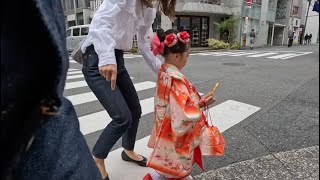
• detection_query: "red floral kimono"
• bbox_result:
[147,64,208,178]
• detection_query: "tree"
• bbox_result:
[214,15,239,43]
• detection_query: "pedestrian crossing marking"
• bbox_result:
[65,80,88,90]
[67,71,82,75]
[67,81,157,106]
[66,74,134,82]
[67,74,84,80]
[79,97,155,135]
[247,52,278,57]
[68,68,78,71]
[268,53,297,59]
[192,51,313,59]
[105,100,261,180]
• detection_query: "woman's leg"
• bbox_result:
[82,47,133,177]
[115,50,143,160]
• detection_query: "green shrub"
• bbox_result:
[208,39,230,50]
[230,42,240,49]
[129,47,139,53]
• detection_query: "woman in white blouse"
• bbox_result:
[80,0,176,179]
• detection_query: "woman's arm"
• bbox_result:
[81,0,126,67]
[136,8,162,74]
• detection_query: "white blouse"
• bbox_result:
[81,0,162,73]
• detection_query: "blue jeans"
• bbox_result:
[82,45,142,159]
[18,98,102,180]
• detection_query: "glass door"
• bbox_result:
[191,17,201,47]
[201,18,209,47]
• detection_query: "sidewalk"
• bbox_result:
[195,146,319,180]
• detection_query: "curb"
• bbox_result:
[195,146,319,180]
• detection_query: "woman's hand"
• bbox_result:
[99,65,117,90]
[199,93,216,108]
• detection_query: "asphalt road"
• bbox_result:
[67,44,319,178]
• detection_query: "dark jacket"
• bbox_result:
[1,0,101,179]
[250,31,256,38]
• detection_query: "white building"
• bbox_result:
[304,0,319,43]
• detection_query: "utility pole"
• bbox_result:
[302,0,312,44]
[73,0,78,26]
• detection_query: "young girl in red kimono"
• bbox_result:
[143,29,223,180]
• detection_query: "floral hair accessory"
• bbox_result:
[177,31,190,44]
[151,35,165,56]
[164,33,178,47]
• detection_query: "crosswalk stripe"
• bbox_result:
[105,100,261,179]
[65,80,87,90]
[281,52,313,59]
[79,97,154,135]
[68,68,78,71]
[79,92,203,135]
[67,71,82,75]
[228,52,261,56]
[247,52,278,57]
[67,81,157,106]
[67,74,84,80]
[267,53,297,59]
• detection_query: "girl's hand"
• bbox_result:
[199,93,216,108]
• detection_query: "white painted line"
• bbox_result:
[281,52,313,59]
[104,100,260,180]
[65,81,88,90]
[247,52,278,57]
[228,52,261,56]
[67,81,156,106]
[124,54,143,59]
[79,97,155,135]
[206,100,260,131]
[67,74,84,80]
[65,77,134,90]
[197,53,213,56]
[267,53,297,59]
[68,68,78,71]
[134,81,156,91]
[67,71,82,75]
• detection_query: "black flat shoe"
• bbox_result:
[121,151,147,167]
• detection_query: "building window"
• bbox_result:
[77,12,84,25]
[85,0,90,7]
[75,0,79,8]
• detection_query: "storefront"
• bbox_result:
[172,16,210,47]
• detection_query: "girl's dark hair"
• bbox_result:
[157,28,189,56]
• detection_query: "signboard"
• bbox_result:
[246,0,252,8]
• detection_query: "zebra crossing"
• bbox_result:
[69,54,142,64]
[192,51,313,59]
[65,66,261,179]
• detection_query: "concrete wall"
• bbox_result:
[254,0,270,46]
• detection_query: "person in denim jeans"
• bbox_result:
[80,0,178,179]
[1,0,101,179]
